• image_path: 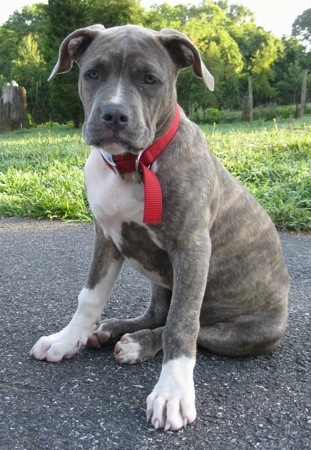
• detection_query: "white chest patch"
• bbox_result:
[84,147,167,286]
[84,147,144,242]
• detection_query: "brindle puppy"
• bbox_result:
[30,24,289,431]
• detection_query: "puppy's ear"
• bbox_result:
[48,24,105,81]
[158,28,214,91]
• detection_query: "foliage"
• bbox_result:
[0,0,310,123]
[292,8,311,46]
[189,103,310,124]
[0,4,50,121]
[0,118,310,230]
[44,0,92,127]
[10,34,48,122]
[190,107,223,124]
[89,0,144,27]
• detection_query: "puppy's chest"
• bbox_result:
[84,149,171,286]
[85,149,144,237]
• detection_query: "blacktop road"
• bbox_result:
[0,218,310,450]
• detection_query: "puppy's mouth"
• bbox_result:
[82,122,154,155]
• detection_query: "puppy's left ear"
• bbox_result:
[158,28,214,91]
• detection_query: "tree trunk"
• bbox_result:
[297,69,308,118]
[0,84,28,132]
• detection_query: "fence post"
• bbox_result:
[0,82,27,132]
[242,75,253,122]
[297,69,308,118]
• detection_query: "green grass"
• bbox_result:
[202,117,311,231]
[0,118,310,230]
[0,124,90,221]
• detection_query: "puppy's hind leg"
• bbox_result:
[198,307,288,357]
[114,327,164,364]
[87,283,171,363]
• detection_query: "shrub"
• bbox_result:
[220,110,242,123]
[204,108,223,124]
[252,105,295,121]
[190,108,223,124]
[190,104,309,125]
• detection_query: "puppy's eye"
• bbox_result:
[86,69,99,80]
[143,74,157,85]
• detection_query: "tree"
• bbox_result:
[3,4,48,36]
[227,2,255,25]
[292,10,311,116]
[0,4,51,123]
[45,0,91,127]
[11,34,47,122]
[144,1,244,109]
[0,28,18,83]
[89,0,144,27]
[0,0,308,125]
[273,37,307,105]
[143,3,188,30]
[292,8,311,47]
[2,4,49,63]
[230,21,284,110]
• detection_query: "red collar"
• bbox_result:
[100,105,181,224]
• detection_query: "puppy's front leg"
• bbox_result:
[147,238,211,431]
[30,223,123,362]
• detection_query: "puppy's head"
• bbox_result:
[49,24,214,155]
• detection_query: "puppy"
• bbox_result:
[31,24,289,431]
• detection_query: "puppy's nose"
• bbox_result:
[101,104,129,129]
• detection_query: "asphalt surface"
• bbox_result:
[0,218,310,450]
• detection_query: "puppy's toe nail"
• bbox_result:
[164,421,172,431]
[78,339,86,348]
[86,335,100,348]
[95,331,111,344]
[154,419,160,429]
[114,342,122,354]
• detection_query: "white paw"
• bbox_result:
[30,327,87,362]
[30,286,109,362]
[114,334,141,364]
[146,357,196,431]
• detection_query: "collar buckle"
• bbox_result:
[133,150,145,184]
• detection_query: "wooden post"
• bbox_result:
[242,74,253,122]
[248,74,253,121]
[242,96,251,121]
[0,83,27,131]
[297,69,308,118]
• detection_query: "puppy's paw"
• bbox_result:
[146,357,196,431]
[86,329,112,348]
[30,328,85,362]
[114,334,141,364]
[86,318,125,348]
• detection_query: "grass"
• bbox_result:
[201,117,311,231]
[0,117,310,230]
[0,125,90,221]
